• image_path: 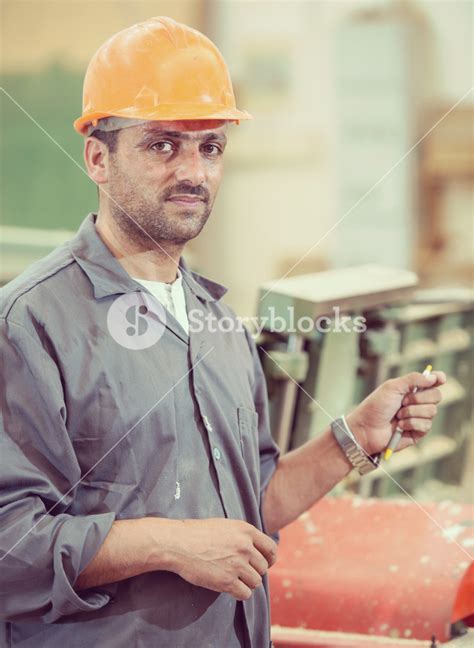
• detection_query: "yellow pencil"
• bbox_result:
[384,364,433,461]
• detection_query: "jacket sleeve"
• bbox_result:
[0,319,115,623]
[243,325,281,542]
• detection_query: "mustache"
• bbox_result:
[163,183,210,203]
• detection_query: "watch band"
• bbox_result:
[331,415,380,475]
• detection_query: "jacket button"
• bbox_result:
[213,446,221,461]
[203,415,213,432]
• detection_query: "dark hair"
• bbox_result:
[90,129,120,154]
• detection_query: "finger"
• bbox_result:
[397,404,437,420]
[252,530,278,567]
[396,430,425,451]
[419,370,446,386]
[238,564,263,590]
[396,371,439,394]
[402,388,443,406]
[406,430,425,443]
[249,548,269,576]
[228,579,253,601]
[397,417,432,434]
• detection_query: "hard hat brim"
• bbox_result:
[74,104,253,135]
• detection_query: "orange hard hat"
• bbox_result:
[73,16,252,135]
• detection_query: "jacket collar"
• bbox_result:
[69,213,228,303]
[179,256,228,303]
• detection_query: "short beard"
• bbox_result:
[109,200,212,248]
[105,165,212,248]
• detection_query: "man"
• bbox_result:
[0,16,445,648]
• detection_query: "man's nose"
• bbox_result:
[174,148,206,186]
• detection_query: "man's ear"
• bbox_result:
[84,137,109,185]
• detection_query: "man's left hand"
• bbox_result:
[346,371,447,456]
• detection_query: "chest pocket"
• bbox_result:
[237,406,260,494]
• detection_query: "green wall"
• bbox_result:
[1,63,97,231]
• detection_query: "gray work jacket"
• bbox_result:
[0,214,280,647]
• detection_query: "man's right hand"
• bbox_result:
[164,518,278,601]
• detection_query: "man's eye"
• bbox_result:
[151,141,174,153]
[202,144,222,156]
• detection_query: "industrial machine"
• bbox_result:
[257,265,473,500]
[256,265,474,646]
[270,497,473,647]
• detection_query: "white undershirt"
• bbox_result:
[132,268,189,335]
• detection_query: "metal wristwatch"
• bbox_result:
[331,415,380,475]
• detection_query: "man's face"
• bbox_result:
[101,120,227,246]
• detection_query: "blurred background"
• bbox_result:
[1,0,472,313]
[1,2,474,642]
[2,0,473,501]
